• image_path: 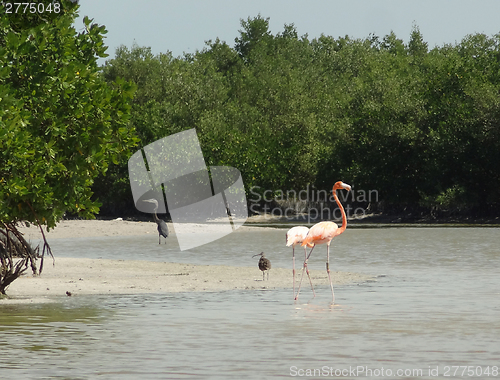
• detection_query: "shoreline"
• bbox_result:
[16,214,500,245]
[5,216,496,305]
[243,213,500,226]
[3,257,371,303]
[9,215,496,304]
[2,220,372,303]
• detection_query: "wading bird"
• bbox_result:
[286,226,315,298]
[296,181,352,302]
[253,252,271,281]
[142,199,169,244]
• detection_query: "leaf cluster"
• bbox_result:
[0,1,138,228]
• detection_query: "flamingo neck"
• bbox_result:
[333,188,347,235]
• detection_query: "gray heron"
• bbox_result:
[143,199,169,244]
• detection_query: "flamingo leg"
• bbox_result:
[304,246,315,296]
[326,243,335,303]
[295,245,315,301]
[292,246,296,298]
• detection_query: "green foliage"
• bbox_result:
[0,1,138,228]
[97,16,500,216]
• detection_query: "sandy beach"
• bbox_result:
[3,219,371,302]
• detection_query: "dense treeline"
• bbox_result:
[95,16,500,218]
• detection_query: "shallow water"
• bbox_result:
[2,227,499,379]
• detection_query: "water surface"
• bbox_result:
[1,227,499,379]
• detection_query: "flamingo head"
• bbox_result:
[333,181,352,191]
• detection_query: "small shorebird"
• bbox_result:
[253,252,271,281]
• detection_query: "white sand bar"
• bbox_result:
[7,257,369,298]
[3,220,371,301]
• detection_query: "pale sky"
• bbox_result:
[74,0,500,61]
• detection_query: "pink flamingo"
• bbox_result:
[286,226,315,298]
[296,181,352,302]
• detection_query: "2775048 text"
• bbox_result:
[2,2,61,14]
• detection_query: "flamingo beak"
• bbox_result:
[341,182,352,191]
